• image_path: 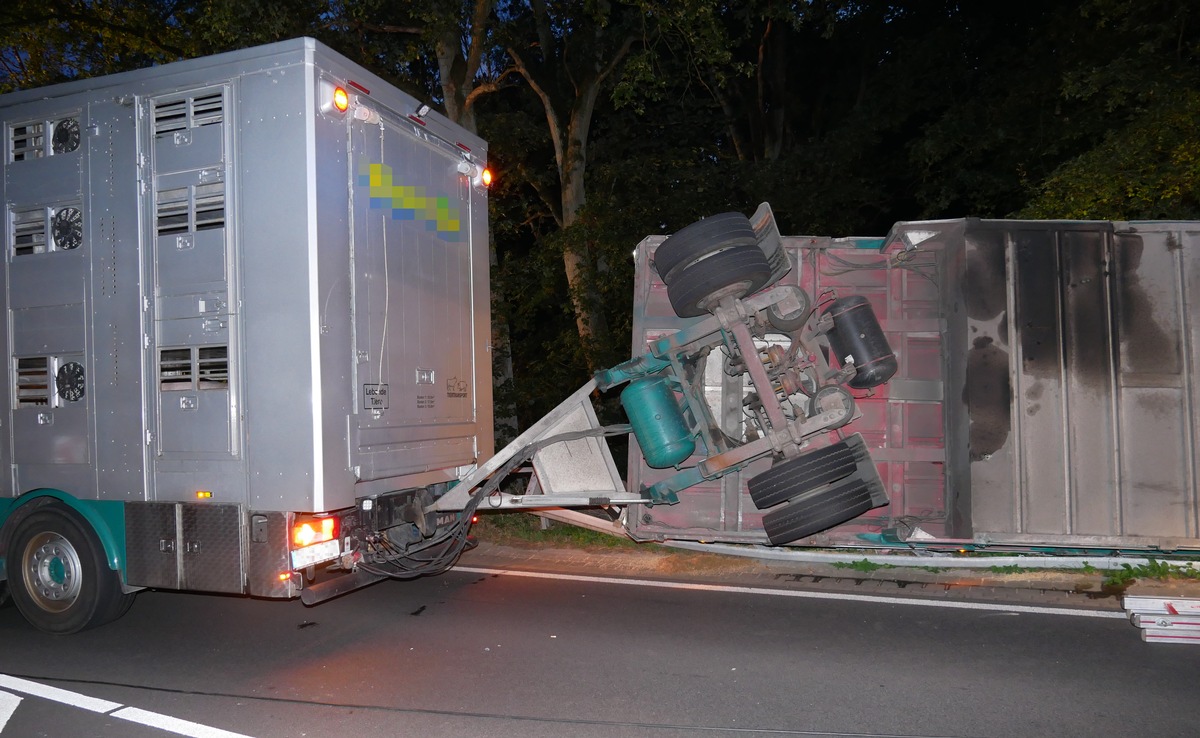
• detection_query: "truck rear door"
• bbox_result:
[347,111,482,482]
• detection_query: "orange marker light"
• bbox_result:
[481,168,493,187]
[332,87,350,113]
[278,572,292,581]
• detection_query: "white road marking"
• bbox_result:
[0,674,253,737]
[0,692,21,732]
[111,707,252,738]
[453,566,1128,620]
[0,674,121,713]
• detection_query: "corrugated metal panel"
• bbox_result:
[956,221,1199,549]
[627,218,1200,552]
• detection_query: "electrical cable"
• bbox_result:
[354,425,633,580]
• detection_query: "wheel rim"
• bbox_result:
[22,531,83,613]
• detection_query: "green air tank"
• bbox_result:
[621,376,695,468]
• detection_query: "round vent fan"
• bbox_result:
[55,362,86,403]
[52,118,81,154]
[52,207,83,250]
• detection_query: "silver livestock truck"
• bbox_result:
[0,38,501,632]
[0,39,896,633]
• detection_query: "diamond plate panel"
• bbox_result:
[124,502,179,589]
[246,511,294,598]
[180,504,244,593]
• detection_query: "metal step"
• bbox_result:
[1124,596,1200,644]
[1123,596,1200,615]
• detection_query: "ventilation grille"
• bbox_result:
[159,348,192,390]
[11,208,47,256]
[160,346,229,390]
[194,183,225,231]
[156,183,226,237]
[198,346,229,387]
[10,122,45,162]
[154,91,225,135]
[15,357,50,407]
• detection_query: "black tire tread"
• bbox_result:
[653,213,756,284]
[748,436,869,510]
[762,476,883,545]
[666,244,772,318]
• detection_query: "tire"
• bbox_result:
[666,244,772,318]
[652,213,757,284]
[760,475,885,546]
[748,434,870,510]
[6,504,134,633]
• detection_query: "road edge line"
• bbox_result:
[452,566,1128,619]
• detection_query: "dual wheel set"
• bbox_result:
[651,212,893,545]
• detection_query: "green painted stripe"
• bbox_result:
[1,491,126,574]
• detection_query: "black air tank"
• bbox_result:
[824,295,897,389]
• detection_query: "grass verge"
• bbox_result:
[472,511,642,550]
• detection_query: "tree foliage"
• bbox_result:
[2,0,1197,429]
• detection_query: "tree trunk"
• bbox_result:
[507,19,634,370]
[431,1,519,435]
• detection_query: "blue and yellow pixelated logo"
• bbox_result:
[358,162,461,240]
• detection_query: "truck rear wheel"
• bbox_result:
[759,477,881,546]
[652,212,757,284]
[6,504,133,633]
[666,244,772,318]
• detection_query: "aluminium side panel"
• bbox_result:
[2,39,492,516]
[339,61,492,498]
[148,78,244,506]
[1,67,149,502]
[236,42,492,512]
[957,220,1200,548]
[236,50,324,512]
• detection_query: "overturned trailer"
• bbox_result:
[626,218,1200,554]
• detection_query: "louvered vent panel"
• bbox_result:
[194,183,226,231]
[10,122,45,162]
[156,189,190,237]
[197,346,229,388]
[11,208,47,256]
[15,357,50,407]
[191,92,224,126]
[154,91,224,134]
[160,347,228,390]
[154,99,189,135]
[159,348,193,391]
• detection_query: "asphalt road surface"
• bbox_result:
[2,562,1198,738]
